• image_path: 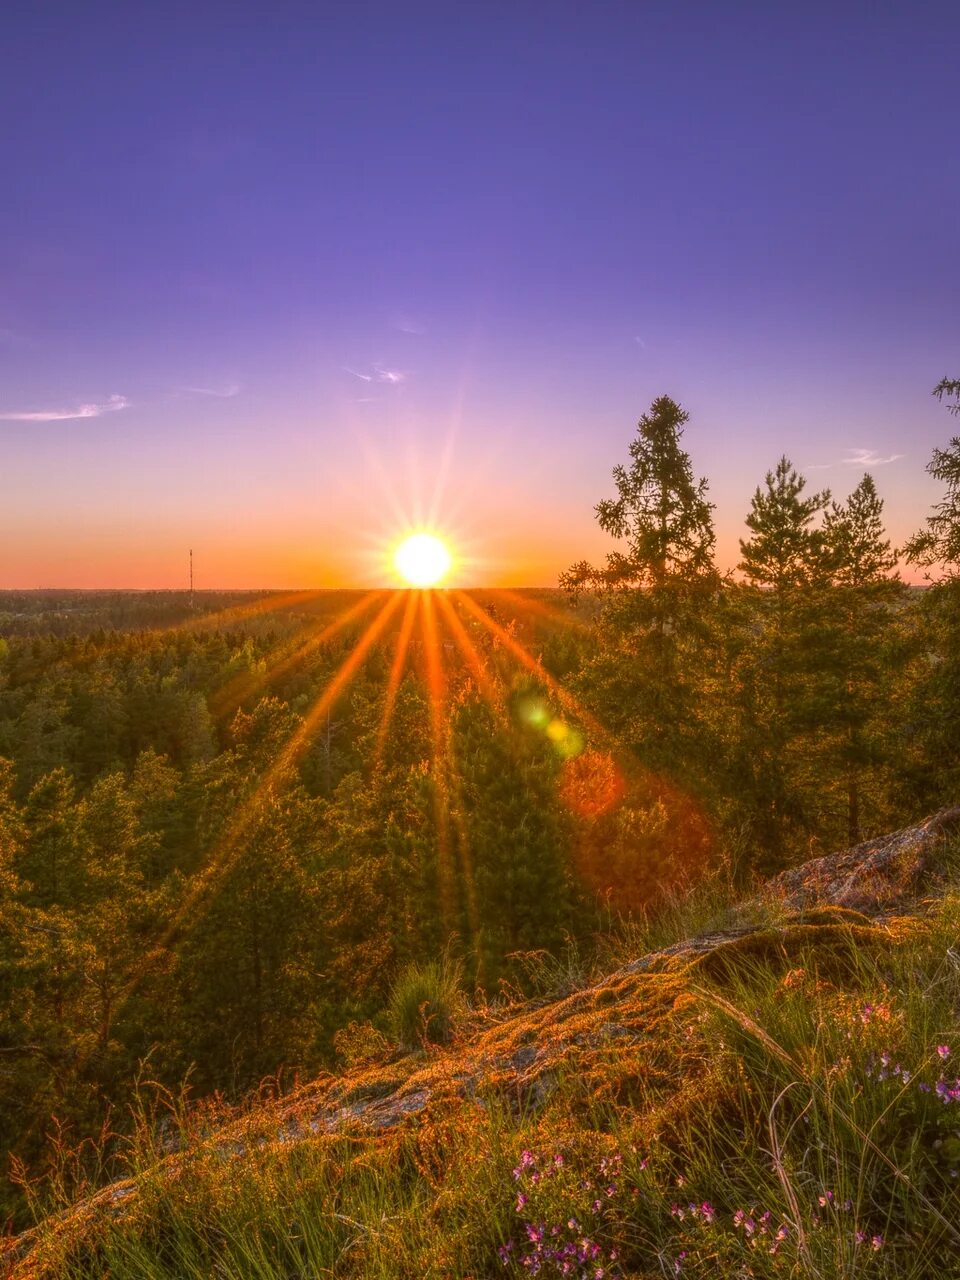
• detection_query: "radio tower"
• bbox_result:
[189,548,194,608]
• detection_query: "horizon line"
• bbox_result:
[0,584,565,593]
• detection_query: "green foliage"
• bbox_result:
[725,461,906,861]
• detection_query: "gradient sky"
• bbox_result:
[2,2,958,588]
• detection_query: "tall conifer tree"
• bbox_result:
[732,457,830,864]
[561,396,718,775]
[903,380,960,798]
[821,475,901,844]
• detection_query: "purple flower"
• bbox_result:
[871,1235,884,1251]
[516,1193,528,1211]
[937,1045,950,1060]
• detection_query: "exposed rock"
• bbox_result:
[763,807,960,913]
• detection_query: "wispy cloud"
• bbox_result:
[0,394,129,422]
[845,447,904,467]
[183,382,241,398]
[345,365,407,385]
[808,447,904,471]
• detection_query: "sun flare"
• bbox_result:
[393,532,453,587]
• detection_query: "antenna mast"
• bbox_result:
[189,548,194,607]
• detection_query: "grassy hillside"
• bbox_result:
[6,815,960,1279]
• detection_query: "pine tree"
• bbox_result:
[18,770,87,1054]
[902,439,960,575]
[450,690,575,988]
[902,382,960,798]
[562,395,715,600]
[824,474,897,587]
[739,456,829,597]
[71,772,165,1060]
[174,700,322,1087]
[561,396,719,773]
[820,475,902,844]
[0,761,37,1204]
[732,457,830,865]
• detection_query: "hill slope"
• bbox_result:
[6,811,960,1279]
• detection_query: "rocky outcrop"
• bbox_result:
[5,810,958,1275]
[763,807,960,913]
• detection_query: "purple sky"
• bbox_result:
[1,2,958,587]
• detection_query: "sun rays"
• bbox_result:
[109,577,637,1043]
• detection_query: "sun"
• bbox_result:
[393,532,453,587]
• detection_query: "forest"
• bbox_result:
[1,384,959,1232]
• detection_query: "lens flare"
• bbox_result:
[394,532,452,587]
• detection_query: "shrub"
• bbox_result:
[332,1019,390,1068]
[387,957,464,1051]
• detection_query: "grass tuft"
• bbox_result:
[386,955,465,1051]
